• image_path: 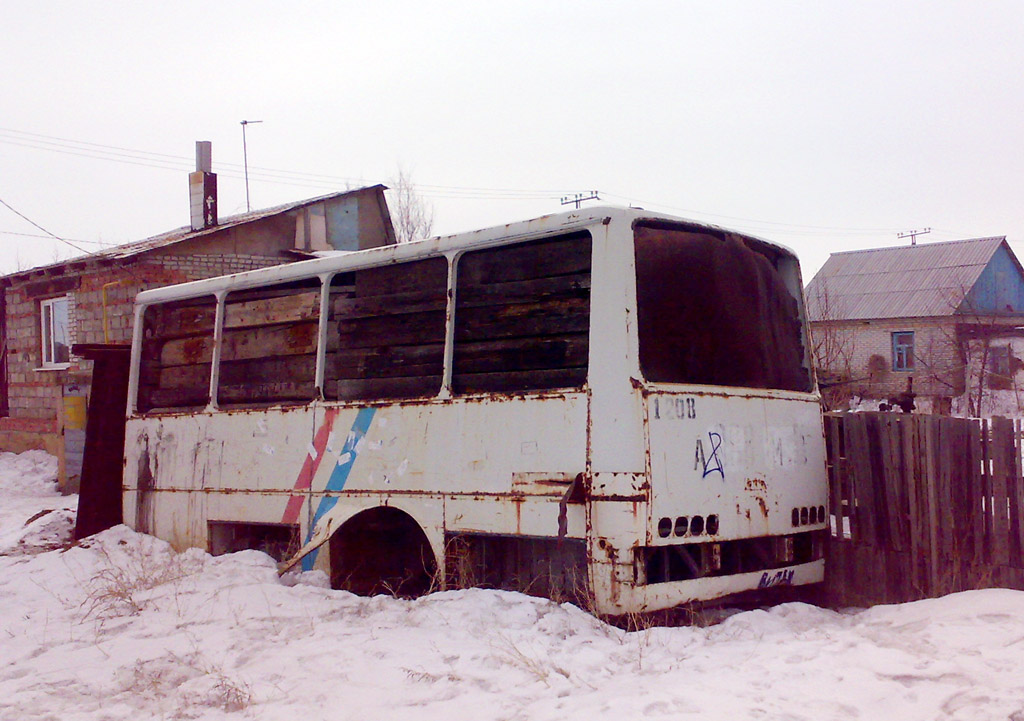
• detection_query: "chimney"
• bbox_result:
[189,141,218,231]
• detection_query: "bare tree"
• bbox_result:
[807,281,856,410]
[913,286,1017,416]
[389,167,434,244]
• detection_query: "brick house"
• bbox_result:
[0,184,396,489]
[805,237,1024,415]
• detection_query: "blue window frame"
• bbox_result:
[892,331,914,372]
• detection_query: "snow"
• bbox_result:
[4,451,1024,720]
[0,449,75,554]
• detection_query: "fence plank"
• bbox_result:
[903,416,923,596]
[1011,419,1024,568]
[877,414,903,550]
[847,415,876,545]
[981,418,993,565]
[828,415,845,544]
[952,418,973,591]
[939,418,959,593]
[968,420,983,569]
[991,417,1012,567]
[924,415,941,593]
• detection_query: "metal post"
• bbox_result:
[560,191,600,209]
[240,120,263,212]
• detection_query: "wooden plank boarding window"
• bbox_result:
[217,278,322,406]
[325,258,448,402]
[453,232,592,394]
[138,296,217,412]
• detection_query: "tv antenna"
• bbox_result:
[240,120,263,211]
[560,191,600,209]
[898,227,931,246]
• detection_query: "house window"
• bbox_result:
[892,331,914,372]
[988,345,1012,384]
[40,297,71,368]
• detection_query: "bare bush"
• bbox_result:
[81,542,200,619]
[389,167,434,243]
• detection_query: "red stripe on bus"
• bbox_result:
[282,408,340,525]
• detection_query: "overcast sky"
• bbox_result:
[2,1,1022,280]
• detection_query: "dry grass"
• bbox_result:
[81,542,200,619]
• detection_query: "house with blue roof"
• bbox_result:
[805,236,1024,415]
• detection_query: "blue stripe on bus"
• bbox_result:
[301,407,377,571]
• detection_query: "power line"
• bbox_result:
[600,191,903,235]
[0,229,114,246]
[0,126,975,241]
[0,197,148,284]
[0,126,191,162]
[0,127,578,200]
[0,196,94,258]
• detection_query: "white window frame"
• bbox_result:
[40,296,71,369]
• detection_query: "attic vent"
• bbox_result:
[189,141,218,231]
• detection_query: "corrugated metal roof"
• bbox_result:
[805,236,1007,320]
[4,187,385,281]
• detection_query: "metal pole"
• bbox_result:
[240,120,263,212]
[560,191,600,209]
[898,228,931,246]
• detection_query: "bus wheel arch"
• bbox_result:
[328,505,438,598]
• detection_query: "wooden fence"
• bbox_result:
[825,412,1024,607]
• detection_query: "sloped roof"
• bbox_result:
[5,186,386,282]
[805,236,1008,321]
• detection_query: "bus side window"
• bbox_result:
[137,296,217,413]
[452,232,591,395]
[217,279,322,407]
[325,258,448,401]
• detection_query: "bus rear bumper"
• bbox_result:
[595,558,825,616]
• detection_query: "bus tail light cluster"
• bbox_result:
[657,514,719,539]
[791,505,826,527]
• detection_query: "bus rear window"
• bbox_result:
[634,223,811,392]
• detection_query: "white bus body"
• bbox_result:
[123,207,827,615]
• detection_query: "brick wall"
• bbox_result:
[812,315,1024,413]
[811,317,965,405]
[150,252,282,280]
[4,253,286,424]
[0,246,294,487]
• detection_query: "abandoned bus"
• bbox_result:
[122,206,827,615]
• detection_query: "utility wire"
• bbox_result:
[0,128,568,199]
[0,126,974,241]
[0,196,147,283]
[0,230,114,246]
[0,196,94,258]
[599,192,903,236]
